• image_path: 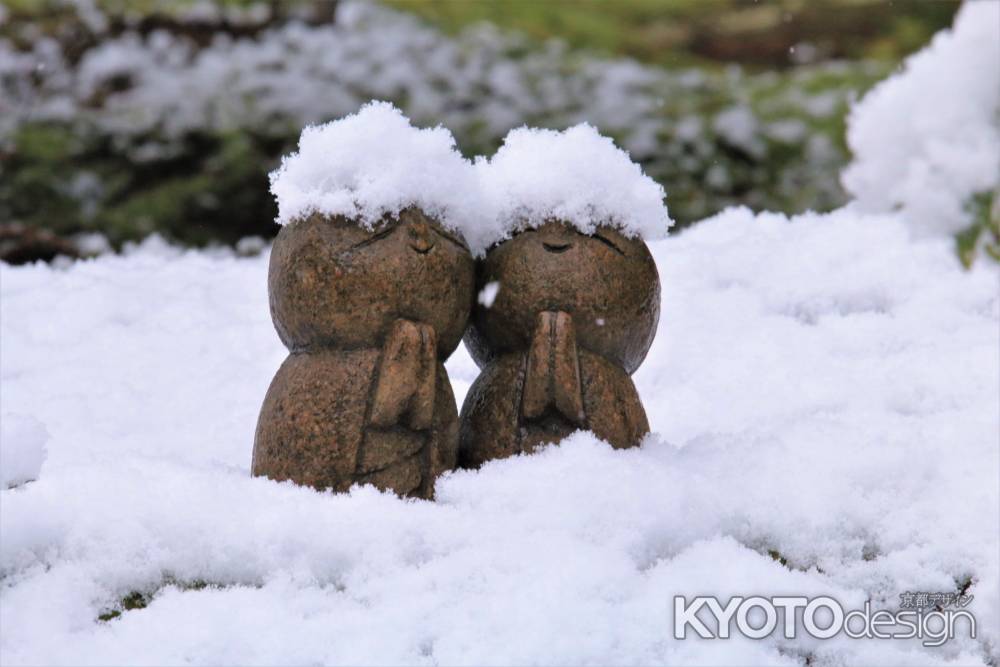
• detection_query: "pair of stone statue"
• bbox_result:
[252,207,660,499]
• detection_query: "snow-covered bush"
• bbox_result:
[0,414,48,488]
[842,1,1000,262]
[0,0,886,254]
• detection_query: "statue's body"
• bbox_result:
[253,209,474,498]
[460,221,660,467]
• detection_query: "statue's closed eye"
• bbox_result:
[592,231,625,256]
[349,226,396,250]
[433,226,469,251]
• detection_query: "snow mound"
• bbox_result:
[470,124,673,252]
[1,207,997,665]
[0,414,48,489]
[269,101,477,230]
[841,1,1000,236]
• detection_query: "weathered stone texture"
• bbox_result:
[253,209,474,499]
[460,221,659,467]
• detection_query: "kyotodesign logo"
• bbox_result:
[673,594,975,647]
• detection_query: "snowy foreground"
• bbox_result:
[1,207,997,665]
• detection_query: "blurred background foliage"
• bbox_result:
[0,0,959,263]
[390,0,957,66]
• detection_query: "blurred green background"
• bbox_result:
[390,0,956,66]
[0,0,959,263]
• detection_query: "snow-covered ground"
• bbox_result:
[2,2,997,664]
[1,206,997,665]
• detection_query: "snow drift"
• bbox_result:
[841,1,1000,236]
[0,414,48,489]
[1,208,997,665]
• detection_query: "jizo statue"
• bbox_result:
[458,220,660,468]
[252,208,474,499]
[254,104,666,498]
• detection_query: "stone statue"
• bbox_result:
[459,221,659,467]
[253,207,474,498]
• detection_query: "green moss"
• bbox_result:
[1,125,89,236]
[957,190,1000,268]
[767,549,789,567]
[9,124,81,161]
[96,579,214,623]
[97,590,149,622]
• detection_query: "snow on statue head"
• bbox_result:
[254,102,475,500]
[266,101,476,354]
[458,124,672,469]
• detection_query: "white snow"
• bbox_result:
[841,1,1000,236]
[471,124,673,252]
[1,208,997,666]
[0,414,48,489]
[269,101,477,230]
[477,281,501,308]
[3,4,999,663]
[270,114,670,254]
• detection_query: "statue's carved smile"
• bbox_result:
[409,221,436,254]
[410,239,435,254]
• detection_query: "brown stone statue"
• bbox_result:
[459,221,660,467]
[253,207,475,498]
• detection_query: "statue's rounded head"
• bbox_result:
[464,220,660,374]
[269,208,474,357]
